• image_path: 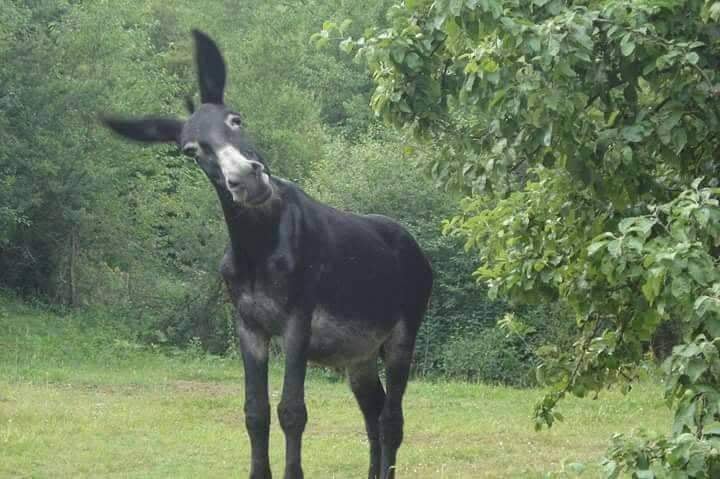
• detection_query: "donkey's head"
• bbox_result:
[103,30,272,206]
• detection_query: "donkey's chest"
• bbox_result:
[228,258,296,333]
[235,289,290,335]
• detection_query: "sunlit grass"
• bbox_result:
[0,299,670,478]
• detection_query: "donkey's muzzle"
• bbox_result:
[226,163,272,206]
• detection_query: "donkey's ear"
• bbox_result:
[102,117,183,144]
[192,30,226,104]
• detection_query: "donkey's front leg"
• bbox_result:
[237,321,272,479]
[278,318,310,479]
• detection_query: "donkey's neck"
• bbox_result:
[215,184,282,260]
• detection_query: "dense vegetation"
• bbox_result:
[319,0,720,475]
[0,0,556,383]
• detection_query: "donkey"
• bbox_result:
[103,30,433,479]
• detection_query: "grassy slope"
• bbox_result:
[0,299,669,478]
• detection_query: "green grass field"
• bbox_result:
[0,299,670,478]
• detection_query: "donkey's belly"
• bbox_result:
[236,290,395,367]
[307,306,393,367]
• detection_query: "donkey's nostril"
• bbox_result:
[227,178,242,189]
[250,161,263,172]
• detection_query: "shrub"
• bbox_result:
[143,278,236,355]
[441,327,535,387]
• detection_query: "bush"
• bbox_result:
[439,305,578,387]
[139,278,236,355]
[441,327,535,387]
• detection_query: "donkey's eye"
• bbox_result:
[182,143,199,157]
[226,115,243,129]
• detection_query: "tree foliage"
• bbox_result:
[0,0,365,304]
[324,0,720,475]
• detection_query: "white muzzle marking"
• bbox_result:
[216,145,270,204]
[217,145,256,180]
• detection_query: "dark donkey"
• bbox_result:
[103,31,432,479]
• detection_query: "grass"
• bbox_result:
[0,298,670,478]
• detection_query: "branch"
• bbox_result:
[565,314,605,395]
[585,76,627,109]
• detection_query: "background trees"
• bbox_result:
[0,0,524,380]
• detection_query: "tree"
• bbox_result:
[321,0,720,475]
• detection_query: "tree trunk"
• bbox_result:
[69,228,79,307]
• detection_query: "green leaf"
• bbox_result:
[670,276,692,299]
[620,34,635,57]
[703,421,720,436]
[405,52,422,71]
[710,2,720,21]
[622,145,633,164]
[622,125,644,143]
[588,240,609,256]
[603,460,619,479]
[706,318,720,337]
[618,216,655,236]
[339,37,355,54]
[548,37,561,57]
[542,124,553,147]
[673,399,697,434]
[607,239,622,258]
[672,128,688,153]
[481,57,499,73]
[340,19,353,34]
[391,45,406,63]
[678,343,702,358]
[686,357,707,382]
[527,36,541,52]
[642,268,666,305]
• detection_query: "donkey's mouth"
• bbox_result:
[227,170,273,206]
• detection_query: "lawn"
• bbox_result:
[0,300,669,478]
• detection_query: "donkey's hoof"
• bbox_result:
[249,466,272,479]
[283,464,303,479]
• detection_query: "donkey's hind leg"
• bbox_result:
[348,358,386,479]
[379,320,417,479]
